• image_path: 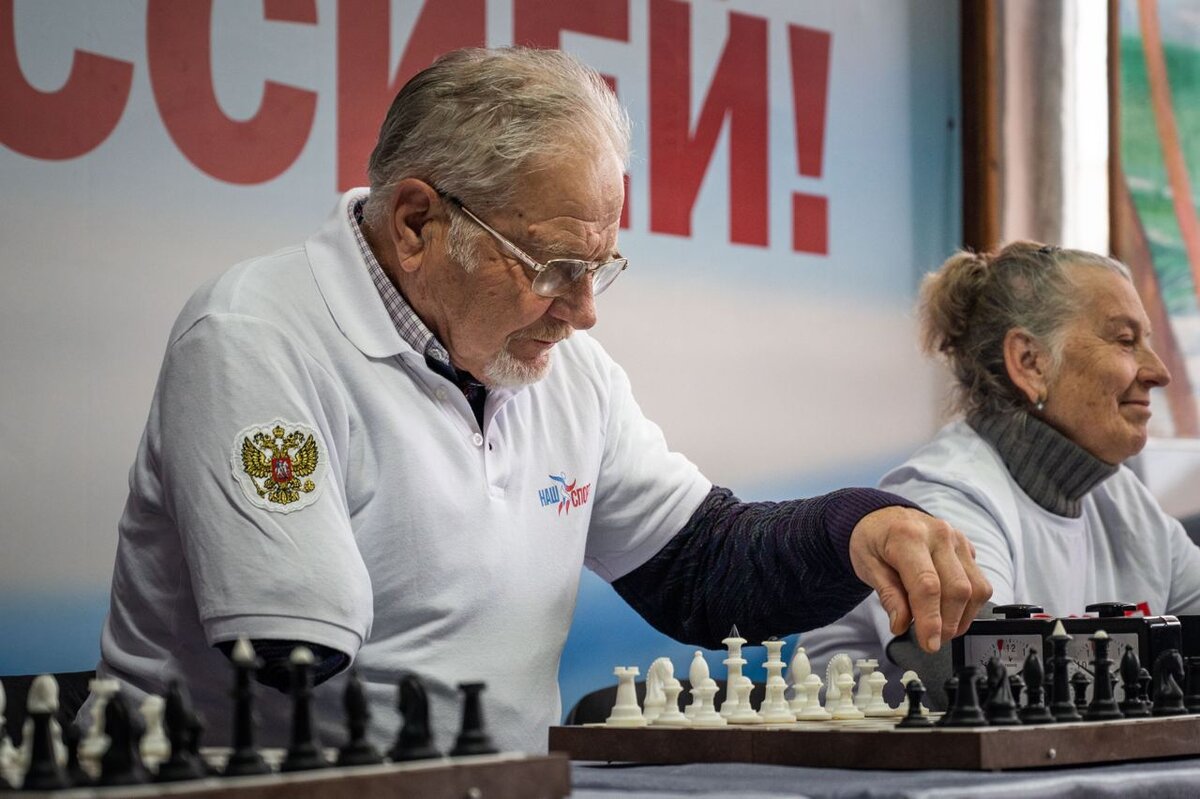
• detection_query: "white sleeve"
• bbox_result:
[800,596,895,676]
[155,313,372,655]
[581,350,711,582]
[1167,517,1200,613]
[879,469,1018,608]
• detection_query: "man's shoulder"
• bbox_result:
[169,244,319,344]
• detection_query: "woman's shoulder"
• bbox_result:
[882,420,1007,489]
[878,420,1022,532]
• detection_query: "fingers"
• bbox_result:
[848,507,992,654]
[953,536,991,634]
[893,544,945,653]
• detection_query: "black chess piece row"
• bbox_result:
[13,641,499,791]
[929,625,1200,728]
[218,640,500,778]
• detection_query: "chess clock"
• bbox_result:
[951,603,1183,677]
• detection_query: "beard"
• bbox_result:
[481,321,573,388]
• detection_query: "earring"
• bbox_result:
[1035,395,1046,412]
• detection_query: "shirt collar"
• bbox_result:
[349,198,454,369]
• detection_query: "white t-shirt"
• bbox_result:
[801,420,1200,685]
[91,191,712,754]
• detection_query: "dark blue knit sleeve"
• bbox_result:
[215,639,350,692]
[611,485,922,649]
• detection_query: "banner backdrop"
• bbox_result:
[0,0,960,714]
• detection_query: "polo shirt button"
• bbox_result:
[472,433,484,447]
[435,387,448,401]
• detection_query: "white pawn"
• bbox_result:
[604,666,648,727]
[688,683,727,727]
[728,677,764,724]
[139,694,170,770]
[796,675,832,721]
[80,677,120,765]
[895,670,930,716]
[830,672,864,720]
[685,651,711,719]
[651,677,690,727]
[854,658,879,710]
[759,678,796,724]
[19,675,68,776]
[864,671,894,717]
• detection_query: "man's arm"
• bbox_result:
[613,486,989,652]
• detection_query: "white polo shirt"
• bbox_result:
[801,420,1200,686]
[94,191,712,754]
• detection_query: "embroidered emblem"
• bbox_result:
[537,472,592,515]
[231,421,326,513]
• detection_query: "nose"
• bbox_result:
[1139,343,1171,388]
[548,275,597,331]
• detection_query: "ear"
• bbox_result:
[1002,327,1050,405]
[385,179,444,273]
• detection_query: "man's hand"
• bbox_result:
[847,506,991,653]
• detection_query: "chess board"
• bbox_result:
[6,750,570,798]
[548,715,1200,771]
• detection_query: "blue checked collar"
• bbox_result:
[349,198,453,369]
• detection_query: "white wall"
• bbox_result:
[0,0,960,683]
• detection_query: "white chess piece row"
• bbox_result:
[602,638,930,728]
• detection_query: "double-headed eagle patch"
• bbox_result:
[231,421,326,513]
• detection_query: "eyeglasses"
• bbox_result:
[439,192,628,298]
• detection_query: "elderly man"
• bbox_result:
[90,47,988,753]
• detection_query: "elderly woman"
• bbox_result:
[802,241,1200,691]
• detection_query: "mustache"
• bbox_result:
[510,322,573,343]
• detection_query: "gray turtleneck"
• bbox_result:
[967,411,1118,518]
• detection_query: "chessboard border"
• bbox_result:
[549,715,1200,771]
[6,752,571,799]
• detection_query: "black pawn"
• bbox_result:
[1137,667,1154,713]
[1048,624,1081,722]
[896,679,933,728]
[1070,670,1091,711]
[223,639,271,777]
[337,671,383,767]
[281,648,328,772]
[935,676,958,727]
[156,680,207,782]
[390,674,441,761]
[450,683,498,756]
[98,693,150,786]
[1018,649,1054,724]
[941,665,988,727]
[1084,632,1122,721]
[1185,656,1200,714]
[22,676,70,791]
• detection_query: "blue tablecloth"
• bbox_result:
[569,758,1200,798]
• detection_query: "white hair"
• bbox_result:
[363,47,631,232]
